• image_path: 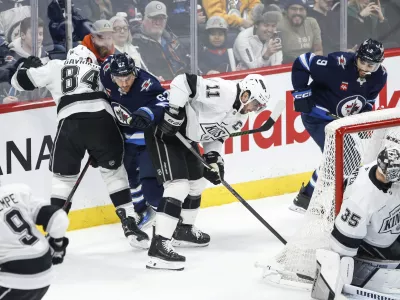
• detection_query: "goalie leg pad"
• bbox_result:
[311,249,354,300]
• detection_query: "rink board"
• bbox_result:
[1,51,400,231]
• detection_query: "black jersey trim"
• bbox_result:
[0,249,52,275]
[184,73,197,98]
[331,224,362,249]
[16,69,36,91]
[57,91,108,114]
[368,165,392,193]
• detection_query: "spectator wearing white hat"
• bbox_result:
[81,19,118,63]
[199,16,234,75]
[132,1,189,81]
[233,4,283,69]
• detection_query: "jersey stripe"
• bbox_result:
[57,91,108,114]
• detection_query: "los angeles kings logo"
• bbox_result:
[379,204,400,234]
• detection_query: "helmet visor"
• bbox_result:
[358,58,381,73]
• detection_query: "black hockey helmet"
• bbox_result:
[110,53,137,77]
[377,147,400,182]
[355,39,384,64]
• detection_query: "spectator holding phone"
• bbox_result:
[233,3,283,69]
[347,0,390,48]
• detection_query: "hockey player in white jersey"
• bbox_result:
[312,147,400,299]
[144,73,270,270]
[0,183,69,300]
[10,45,149,249]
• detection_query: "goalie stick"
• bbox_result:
[229,99,285,137]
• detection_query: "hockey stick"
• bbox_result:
[229,99,285,137]
[175,132,286,244]
[63,158,91,211]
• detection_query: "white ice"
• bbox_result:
[46,193,313,300]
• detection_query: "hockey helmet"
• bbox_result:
[377,147,400,182]
[67,45,97,64]
[205,16,228,31]
[355,39,384,72]
[110,53,137,77]
[238,74,270,113]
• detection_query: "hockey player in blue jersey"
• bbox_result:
[290,38,387,213]
[100,53,165,229]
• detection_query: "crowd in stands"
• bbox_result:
[0,0,399,103]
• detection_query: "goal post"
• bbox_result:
[259,108,400,289]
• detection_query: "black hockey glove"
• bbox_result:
[203,151,225,185]
[159,106,185,136]
[48,237,69,265]
[292,87,314,113]
[21,56,43,69]
[128,107,154,130]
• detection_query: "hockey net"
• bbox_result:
[260,108,400,289]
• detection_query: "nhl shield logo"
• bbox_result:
[111,102,132,126]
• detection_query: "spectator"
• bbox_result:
[8,17,49,63]
[307,0,340,53]
[278,0,323,63]
[379,0,400,48]
[109,13,143,68]
[132,1,190,81]
[87,0,114,20]
[81,19,118,63]
[347,0,390,49]
[233,3,283,69]
[47,0,92,50]
[0,5,30,42]
[202,0,261,29]
[199,16,233,74]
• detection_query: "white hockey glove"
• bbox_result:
[311,249,354,300]
[159,105,185,136]
[203,151,225,185]
[48,237,69,265]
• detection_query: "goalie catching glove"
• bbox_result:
[48,236,69,265]
[159,105,185,136]
[203,151,225,185]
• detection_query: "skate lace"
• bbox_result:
[191,226,202,239]
[162,240,175,254]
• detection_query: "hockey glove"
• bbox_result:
[203,151,225,185]
[48,237,69,265]
[292,87,314,113]
[159,106,185,136]
[128,107,154,130]
[21,56,43,69]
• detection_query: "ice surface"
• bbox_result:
[46,193,313,300]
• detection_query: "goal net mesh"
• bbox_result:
[267,108,400,284]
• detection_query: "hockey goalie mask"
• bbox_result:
[377,147,400,183]
[238,74,270,115]
[67,45,97,64]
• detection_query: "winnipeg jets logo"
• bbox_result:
[357,77,366,86]
[336,95,366,117]
[141,79,152,92]
[379,205,400,234]
[337,55,346,69]
[200,123,230,141]
[110,102,132,126]
[103,62,110,74]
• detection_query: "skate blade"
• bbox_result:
[171,239,210,248]
[288,204,306,214]
[146,257,184,271]
[128,236,150,250]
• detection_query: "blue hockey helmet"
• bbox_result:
[110,53,138,77]
[355,39,384,64]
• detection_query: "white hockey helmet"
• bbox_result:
[377,147,400,182]
[67,45,97,64]
[238,74,270,113]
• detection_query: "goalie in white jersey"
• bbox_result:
[0,183,69,300]
[144,73,270,270]
[312,146,400,299]
[10,46,149,249]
